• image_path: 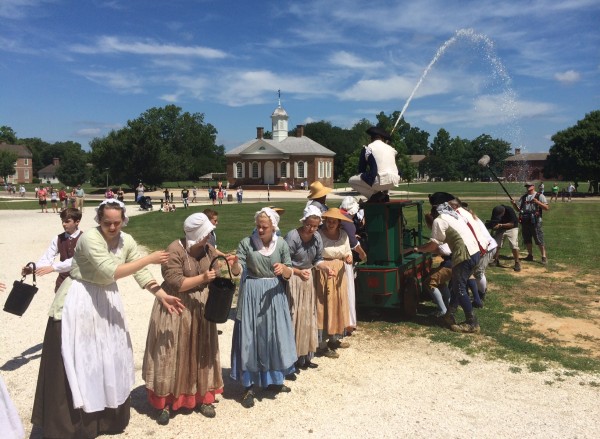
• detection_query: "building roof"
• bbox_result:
[505,152,549,162]
[409,154,427,164]
[38,163,58,175]
[226,136,335,157]
[0,143,33,158]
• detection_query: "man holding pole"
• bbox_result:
[512,183,549,265]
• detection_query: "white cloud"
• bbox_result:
[0,0,53,19]
[554,70,581,84]
[329,51,384,70]
[74,128,101,137]
[159,93,181,103]
[78,70,144,94]
[70,36,227,59]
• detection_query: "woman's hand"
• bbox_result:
[0,282,5,292]
[345,254,353,264]
[298,269,311,281]
[203,269,217,283]
[156,289,185,315]
[273,263,291,279]
[148,250,170,265]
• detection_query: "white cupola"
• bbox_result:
[271,91,289,142]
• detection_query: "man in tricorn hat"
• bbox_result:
[512,182,549,265]
[348,126,400,203]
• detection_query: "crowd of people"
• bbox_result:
[2,126,557,438]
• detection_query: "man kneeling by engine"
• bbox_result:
[348,126,400,203]
[413,193,483,333]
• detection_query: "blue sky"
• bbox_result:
[1,0,598,154]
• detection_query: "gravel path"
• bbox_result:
[1,206,599,439]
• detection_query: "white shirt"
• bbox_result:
[37,230,82,273]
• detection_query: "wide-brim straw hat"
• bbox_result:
[307,181,333,199]
[268,206,285,215]
[321,207,352,223]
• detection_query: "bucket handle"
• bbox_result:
[209,256,233,280]
[22,262,37,286]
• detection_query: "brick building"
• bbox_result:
[225,101,335,189]
[502,148,550,182]
[0,143,34,184]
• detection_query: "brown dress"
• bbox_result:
[142,239,223,410]
[316,229,351,336]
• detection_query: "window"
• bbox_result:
[318,161,324,178]
[25,170,29,180]
[252,162,259,178]
[296,161,305,179]
[280,162,287,178]
[24,159,29,165]
[235,162,243,178]
[326,161,332,178]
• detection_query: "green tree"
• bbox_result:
[0,150,18,182]
[545,110,600,186]
[55,151,88,187]
[90,105,223,187]
[0,126,17,144]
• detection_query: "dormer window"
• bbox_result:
[259,146,266,150]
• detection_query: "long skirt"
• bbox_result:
[230,277,296,388]
[345,263,357,329]
[32,318,130,438]
[1,374,24,439]
[286,271,318,357]
[142,287,223,410]
[315,259,350,336]
[61,280,134,413]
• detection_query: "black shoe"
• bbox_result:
[198,404,216,418]
[367,191,386,203]
[513,263,521,272]
[523,254,534,261]
[241,390,255,408]
[305,361,318,369]
[267,384,291,393]
[316,347,339,358]
[472,301,484,309]
[157,408,170,425]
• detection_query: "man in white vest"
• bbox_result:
[349,126,400,202]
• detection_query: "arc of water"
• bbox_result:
[391,28,520,143]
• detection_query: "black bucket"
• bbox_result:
[4,262,39,317]
[204,256,236,324]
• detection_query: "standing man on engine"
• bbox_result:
[512,183,549,265]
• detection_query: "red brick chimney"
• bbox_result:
[296,125,304,137]
[256,127,264,139]
[53,157,60,166]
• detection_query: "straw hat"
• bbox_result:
[307,181,332,199]
[268,206,285,215]
[321,207,352,223]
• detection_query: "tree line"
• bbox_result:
[2,107,598,189]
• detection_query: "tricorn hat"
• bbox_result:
[524,182,535,188]
[366,126,391,141]
[428,192,456,206]
[307,181,333,199]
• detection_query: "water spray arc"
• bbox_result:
[390,28,521,143]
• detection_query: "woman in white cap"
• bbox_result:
[230,208,296,409]
[142,213,240,424]
[38,199,184,439]
[284,206,335,371]
[316,208,353,358]
[339,196,367,335]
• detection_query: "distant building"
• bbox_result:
[409,154,428,181]
[225,100,335,189]
[502,148,551,182]
[0,142,33,184]
[38,158,61,184]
